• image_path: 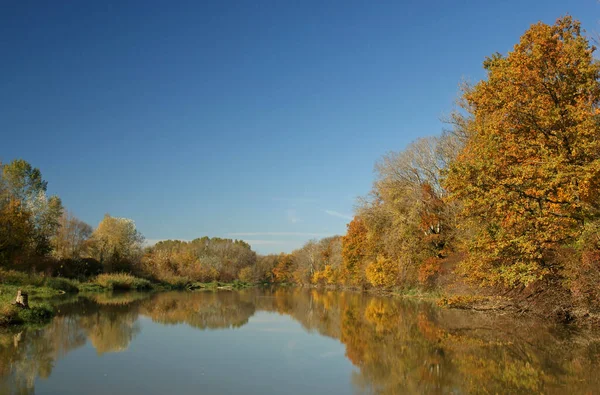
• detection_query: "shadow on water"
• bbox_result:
[1,288,600,394]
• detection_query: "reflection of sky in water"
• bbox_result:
[34,302,355,395]
[2,289,599,395]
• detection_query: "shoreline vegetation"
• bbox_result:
[3,16,600,327]
[0,270,258,327]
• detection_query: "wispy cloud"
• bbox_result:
[324,210,353,221]
[286,209,301,223]
[241,239,285,245]
[272,197,318,204]
[228,232,333,237]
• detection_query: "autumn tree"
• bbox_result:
[356,134,461,287]
[255,254,279,283]
[272,253,294,283]
[341,217,370,286]
[311,236,343,285]
[52,212,93,260]
[445,17,600,286]
[90,214,144,272]
[365,255,398,289]
[141,237,257,282]
[0,199,33,265]
[0,159,63,264]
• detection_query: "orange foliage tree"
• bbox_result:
[445,16,600,286]
[341,217,370,286]
[272,253,294,283]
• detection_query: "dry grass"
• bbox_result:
[94,273,152,291]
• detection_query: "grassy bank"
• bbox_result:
[188,280,254,291]
[0,270,152,326]
[93,273,152,291]
[0,270,258,326]
[0,270,81,326]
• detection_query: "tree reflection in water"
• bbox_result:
[1,288,599,394]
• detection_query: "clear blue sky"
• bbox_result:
[1,1,598,253]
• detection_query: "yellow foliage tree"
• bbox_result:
[365,255,398,289]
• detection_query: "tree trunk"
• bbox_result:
[13,290,29,309]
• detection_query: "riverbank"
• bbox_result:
[2,268,597,328]
[301,272,600,326]
[0,270,257,327]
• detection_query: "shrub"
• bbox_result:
[418,257,442,287]
[311,270,326,285]
[44,277,79,293]
[238,267,255,283]
[17,304,54,324]
[0,304,20,326]
[437,295,487,309]
[0,303,54,326]
[160,275,191,290]
[54,258,103,279]
[94,273,152,291]
[561,223,600,311]
[0,269,44,287]
[365,255,398,289]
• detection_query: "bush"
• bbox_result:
[158,275,191,290]
[0,304,20,326]
[0,303,54,326]
[232,279,252,289]
[44,277,79,293]
[17,304,54,324]
[94,273,152,291]
[238,267,255,283]
[365,255,398,289]
[437,295,487,309]
[53,258,103,279]
[0,269,44,287]
[418,257,442,287]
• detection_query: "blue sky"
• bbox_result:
[1,1,598,253]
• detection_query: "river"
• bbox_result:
[1,288,599,394]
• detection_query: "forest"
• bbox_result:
[1,16,600,321]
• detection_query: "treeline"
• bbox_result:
[0,160,257,283]
[140,238,256,283]
[259,17,600,312]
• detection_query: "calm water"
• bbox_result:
[2,289,599,394]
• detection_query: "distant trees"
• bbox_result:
[272,253,295,283]
[141,237,256,282]
[384,135,459,276]
[255,254,279,283]
[336,134,461,290]
[89,215,144,272]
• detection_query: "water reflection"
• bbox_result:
[1,288,600,394]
